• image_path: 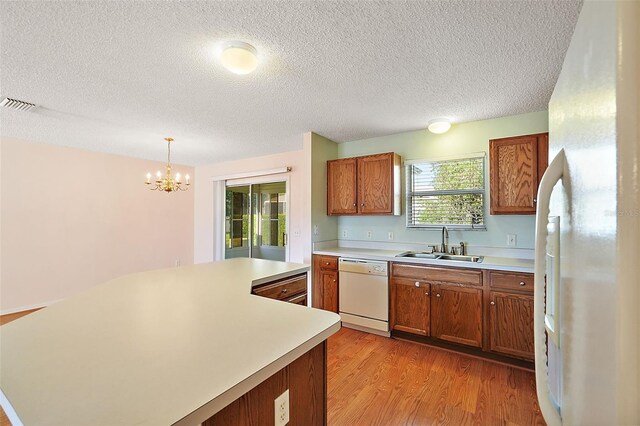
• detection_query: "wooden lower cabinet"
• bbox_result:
[320,270,338,313]
[312,255,339,313]
[390,278,430,336]
[489,291,534,360]
[252,273,308,304]
[204,341,326,425]
[431,283,483,348]
[389,263,534,366]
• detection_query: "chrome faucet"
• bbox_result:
[440,226,449,254]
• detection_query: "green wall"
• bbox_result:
[337,110,548,249]
[311,132,339,243]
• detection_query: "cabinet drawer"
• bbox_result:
[253,274,307,301]
[489,271,533,293]
[316,255,338,270]
[287,293,308,306]
[391,263,482,286]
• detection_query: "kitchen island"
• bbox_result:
[0,258,341,425]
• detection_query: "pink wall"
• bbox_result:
[0,138,195,313]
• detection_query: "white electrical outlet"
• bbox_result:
[388,231,394,241]
[366,230,373,239]
[313,225,319,236]
[293,229,301,237]
[507,234,517,246]
[275,389,289,426]
[342,229,348,238]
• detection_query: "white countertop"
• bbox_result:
[313,246,534,273]
[0,258,341,426]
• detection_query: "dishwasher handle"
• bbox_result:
[339,258,388,276]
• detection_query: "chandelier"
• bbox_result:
[145,137,190,193]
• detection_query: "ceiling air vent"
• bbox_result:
[0,97,37,112]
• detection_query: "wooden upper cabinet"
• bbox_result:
[489,133,548,215]
[327,158,357,215]
[327,152,401,216]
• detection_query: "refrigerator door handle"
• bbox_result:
[534,148,565,426]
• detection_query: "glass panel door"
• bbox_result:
[225,181,287,261]
[225,185,250,259]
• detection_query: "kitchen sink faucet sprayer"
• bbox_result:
[441,226,449,254]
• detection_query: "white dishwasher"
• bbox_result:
[338,258,389,336]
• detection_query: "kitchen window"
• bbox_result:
[406,153,486,229]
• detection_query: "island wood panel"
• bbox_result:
[326,157,357,215]
[289,340,327,425]
[357,152,394,214]
[489,132,548,215]
[490,291,535,360]
[431,283,483,348]
[204,342,326,426]
[390,277,430,336]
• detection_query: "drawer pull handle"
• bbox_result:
[414,281,420,287]
[353,203,357,207]
[325,262,330,265]
[282,289,288,293]
[425,292,429,296]
[519,281,526,286]
[436,293,441,298]
[333,279,336,283]
[491,301,495,305]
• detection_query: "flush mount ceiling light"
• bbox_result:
[427,118,452,134]
[220,41,258,75]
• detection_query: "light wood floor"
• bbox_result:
[327,327,545,426]
[1,312,545,426]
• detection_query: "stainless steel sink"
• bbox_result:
[436,254,484,263]
[395,251,440,259]
[396,251,484,263]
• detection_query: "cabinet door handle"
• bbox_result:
[425,292,429,296]
[519,281,526,286]
[436,293,441,297]
[353,203,357,207]
[361,203,365,207]
[490,301,495,305]
[414,281,420,287]
[332,279,336,283]
[533,197,537,204]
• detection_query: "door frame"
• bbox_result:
[223,174,291,262]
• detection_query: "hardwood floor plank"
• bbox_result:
[327,327,545,426]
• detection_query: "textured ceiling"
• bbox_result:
[0,1,581,166]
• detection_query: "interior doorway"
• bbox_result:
[224,180,288,261]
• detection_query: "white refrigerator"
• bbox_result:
[533,1,639,425]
